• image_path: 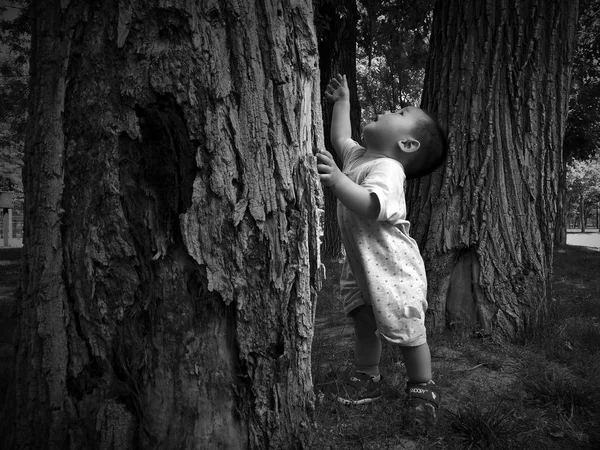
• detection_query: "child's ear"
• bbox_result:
[397,138,420,153]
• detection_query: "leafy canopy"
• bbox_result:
[356,0,434,128]
[564,0,600,162]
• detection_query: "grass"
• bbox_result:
[0,247,21,445]
[0,248,21,280]
[1,244,599,449]
[448,403,522,449]
[310,245,600,449]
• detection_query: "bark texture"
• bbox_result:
[316,0,361,259]
[555,159,568,246]
[407,0,578,341]
[15,1,323,448]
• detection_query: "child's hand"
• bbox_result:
[317,149,342,187]
[324,74,349,104]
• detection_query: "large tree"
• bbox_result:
[10,1,323,448]
[315,0,360,259]
[407,0,579,341]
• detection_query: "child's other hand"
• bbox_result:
[317,149,342,187]
[324,74,349,104]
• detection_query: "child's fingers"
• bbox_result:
[335,74,348,87]
[316,154,333,174]
[324,83,337,99]
[318,149,334,160]
[317,163,329,173]
[316,155,330,167]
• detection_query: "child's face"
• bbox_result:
[363,106,427,151]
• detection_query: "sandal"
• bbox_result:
[405,380,441,428]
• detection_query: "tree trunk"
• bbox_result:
[580,194,586,232]
[407,0,578,341]
[13,1,323,448]
[316,0,361,260]
[555,160,568,246]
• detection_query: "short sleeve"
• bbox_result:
[339,138,365,171]
[360,160,407,224]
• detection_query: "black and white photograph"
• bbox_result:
[1,1,599,448]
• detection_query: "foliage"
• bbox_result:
[355,0,434,128]
[564,0,600,162]
[565,155,600,229]
[0,1,30,192]
[567,155,600,200]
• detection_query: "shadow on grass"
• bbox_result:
[0,247,22,261]
[311,245,600,449]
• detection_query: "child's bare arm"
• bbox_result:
[317,149,380,219]
[324,74,351,158]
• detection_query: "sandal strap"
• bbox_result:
[406,382,441,407]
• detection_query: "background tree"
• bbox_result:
[407,0,579,341]
[356,0,433,124]
[557,0,600,243]
[566,155,600,231]
[0,1,30,192]
[10,1,323,448]
[564,0,600,161]
[315,0,361,259]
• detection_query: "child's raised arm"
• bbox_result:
[324,74,351,158]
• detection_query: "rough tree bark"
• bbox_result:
[13,1,323,448]
[555,159,568,246]
[579,194,586,232]
[407,0,578,341]
[315,0,361,260]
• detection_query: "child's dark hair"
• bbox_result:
[405,111,448,179]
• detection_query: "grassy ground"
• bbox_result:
[0,247,20,413]
[1,244,598,449]
[310,244,600,449]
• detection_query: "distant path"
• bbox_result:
[567,231,600,249]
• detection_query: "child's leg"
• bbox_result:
[336,305,383,405]
[401,342,432,383]
[402,342,440,427]
[351,305,382,377]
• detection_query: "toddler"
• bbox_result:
[317,74,448,427]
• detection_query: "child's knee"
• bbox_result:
[351,305,378,338]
